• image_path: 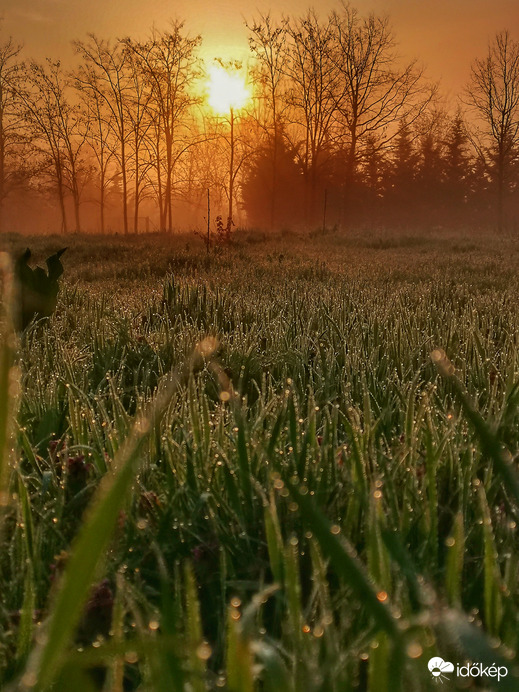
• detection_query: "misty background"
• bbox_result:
[0,3,518,234]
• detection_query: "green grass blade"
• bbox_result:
[279,476,399,638]
[432,349,519,506]
[264,491,284,584]
[184,562,206,692]
[16,566,35,666]
[23,345,213,690]
[226,602,254,692]
[479,486,503,636]
[445,512,465,609]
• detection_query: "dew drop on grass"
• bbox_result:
[196,641,212,660]
[21,672,37,687]
[406,642,423,659]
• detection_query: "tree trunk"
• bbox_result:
[56,170,68,234]
[99,165,105,234]
[228,107,234,224]
[270,104,278,230]
[120,139,129,235]
[165,127,173,233]
[70,162,81,233]
[497,149,505,233]
[134,146,139,234]
[73,194,81,233]
[155,130,165,231]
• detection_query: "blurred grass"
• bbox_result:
[0,230,519,690]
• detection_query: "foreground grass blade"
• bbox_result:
[278,476,399,638]
[226,602,254,692]
[432,349,519,507]
[445,512,465,609]
[479,487,503,637]
[20,339,217,690]
[184,562,206,692]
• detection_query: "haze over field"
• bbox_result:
[1,1,518,235]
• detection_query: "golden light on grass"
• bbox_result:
[206,64,250,114]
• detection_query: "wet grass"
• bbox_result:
[1,228,519,690]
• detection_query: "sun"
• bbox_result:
[206,64,250,114]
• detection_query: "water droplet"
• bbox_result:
[196,642,212,660]
[406,642,423,659]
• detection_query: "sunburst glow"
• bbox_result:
[206,65,250,114]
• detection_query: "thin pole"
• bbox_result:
[228,106,234,226]
[207,188,210,253]
[322,188,328,233]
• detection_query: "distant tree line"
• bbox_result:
[0,7,518,234]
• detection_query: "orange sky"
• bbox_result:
[1,0,518,98]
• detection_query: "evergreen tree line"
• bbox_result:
[0,7,518,234]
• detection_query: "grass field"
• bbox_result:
[1,228,519,691]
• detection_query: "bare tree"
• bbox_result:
[74,36,133,234]
[74,65,117,233]
[284,10,338,227]
[18,60,87,233]
[0,34,24,232]
[247,13,288,229]
[330,6,433,189]
[465,30,519,231]
[124,23,201,232]
[121,42,155,233]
